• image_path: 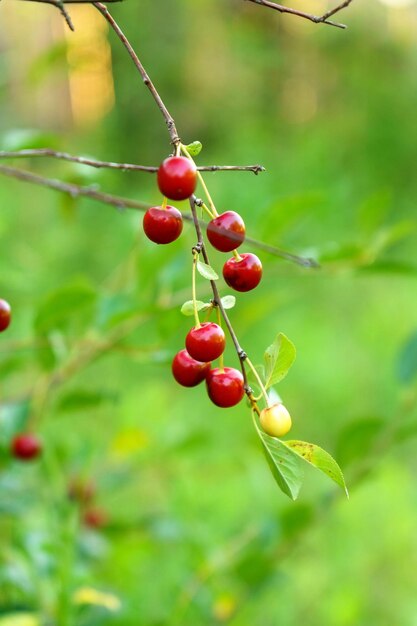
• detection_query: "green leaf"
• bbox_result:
[285,440,348,497]
[185,141,202,156]
[264,333,296,389]
[253,415,304,500]
[180,300,211,316]
[221,295,236,310]
[196,261,219,281]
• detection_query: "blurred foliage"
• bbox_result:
[0,1,417,624]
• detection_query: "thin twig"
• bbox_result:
[245,0,354,29]
[190,196,260,414]
[0,149,265,175]
[0,163,317,268]
[93,2,180,146]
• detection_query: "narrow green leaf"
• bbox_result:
[264,333,296,389]
[180,300,211,316]
[285,440,348,497]
[197,261,219,281]
[221,295,236,310]
[185,141,202,156]
[253,415,304,500]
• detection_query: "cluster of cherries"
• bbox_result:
[142,155,264,409]
[1,299,44,461]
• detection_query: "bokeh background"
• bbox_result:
[1,0,417,624]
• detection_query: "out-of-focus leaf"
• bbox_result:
[96,294,141,329]
[28,42,69,85]
[357,189,392,236]
[73,587,121,612]
[335,417,385,466]
[0,614,39,626]
[1,129,59,151]
[253,415,304,500]
[397,330,417,385]
[34,280,97,335]
[56,389,118,413]
[285,440,348,497]
[264,333,296,389]
[0,401,31,445]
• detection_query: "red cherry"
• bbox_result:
[157,156,197,201]
[223,253,262,292]
[206,367,244,408]
[143,205,183,244]
[83,508,108,529]
[11,434,42,461]
[172,349,211,387]
[185,322,226,362]
[0,299,11,332]
[207,211,245,252]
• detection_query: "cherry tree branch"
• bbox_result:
[0,163,318,268]
[93,2,181,146]
[0,149,265,175]
[245,0,354,29]
[13,0,122,31]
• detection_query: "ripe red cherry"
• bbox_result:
[157,156,197,201]
[172,349,211,387]
[11,434,42,461]
[223,253,262,292]
[143,205,183,244]
[0,299,11,332]
[206,367,245,408]
[207,211,245,252]
[185,322,226,362]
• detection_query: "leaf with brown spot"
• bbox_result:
[285,440,348,497]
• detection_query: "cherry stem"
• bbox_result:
[245,357,270,408]
[192,251,201,329]
[216,306,225,372]
[181,144,219,218]
[161,196,168,209]
[189,196,260,414]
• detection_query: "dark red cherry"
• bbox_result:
[223,253,262,292]
[172,349,211,387]
[207,211,245,252]
[206,367,245,408]
[0,299,11,332]
[157,156,197,201]
[185,322,226,362]
[143,205,183,244]
[11,434,42,461]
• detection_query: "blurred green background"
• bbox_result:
[0,0,417,624]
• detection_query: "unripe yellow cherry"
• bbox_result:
[260,403,292,438]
